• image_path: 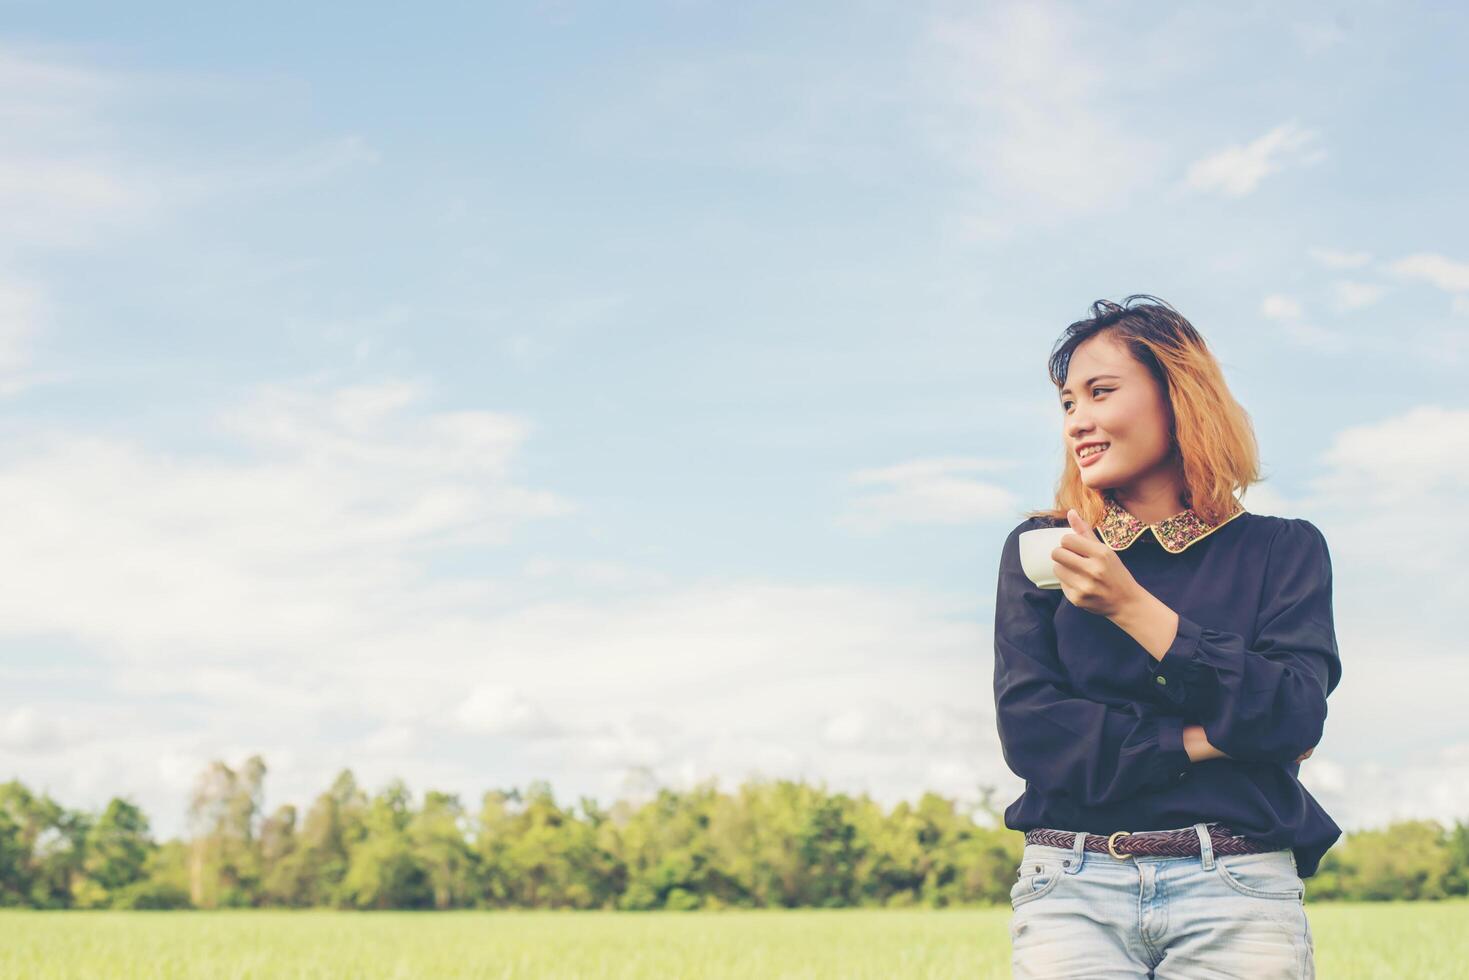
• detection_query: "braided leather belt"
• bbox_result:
[1024,823,1276,859]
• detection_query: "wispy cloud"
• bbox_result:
[0,379,570,665]
[1308,246,1372,270]
[1328,280,1387,312]
[166,134,381,206]
[0,378,1000,835]
[837,456,1020,532]
[454,684,562,737]
[1262,294,1304,320]
[1292,18,1352,56]
[918,1,1167,240]
[1385,252,1469,293]
[1291,405,1469,831]
[1184,121,1326,197]
[1260,293,1349,352]
[0,705,94,753]
[0,276,44,389]
[0,43,161,252]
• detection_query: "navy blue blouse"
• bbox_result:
[992,504,1343,878]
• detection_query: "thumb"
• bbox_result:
[1067,508,1091,534]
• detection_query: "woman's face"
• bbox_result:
[1059,333,1176,494]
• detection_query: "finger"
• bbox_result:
[1057,532,1089,555]
[1062,511,1100,554]
[1050,547,1087,574]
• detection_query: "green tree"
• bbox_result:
[0,780,87,908]
[259,803,315,906]
[295,770,369,907]
[187,755,267,908]
[1322,819,1452,901]
[341,779,431,909]
[409,790,476,909]
[796,793,866,907]
[75,798,153,907]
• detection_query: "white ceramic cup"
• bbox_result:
[1018,527,1073,590]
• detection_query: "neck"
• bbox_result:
[1109,476,1187,525]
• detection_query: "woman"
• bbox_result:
[994,295,1340,979]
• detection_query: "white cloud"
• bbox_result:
[1293,18,1351,55]
[0,43,159,252]
[0,379,570,668]
[1259,293,1348,352]
[571,45,898,185]
[453,685,560,737]
[165,134,380,207]
[1303,744,1469,833]
[1306,405,1469,520]
[1262,294,1304,320]
[820,700,991,754]
[918,2,1167,240]
[361,724,419,755]
[0,383,994,834]
[521,557,671,590]
[576,718,673,770]
[0,705,94,753]
[0,276,45,389]
[1232,405,1469,837]
[1183,121,1326,197]
[1385,252,1469,293]
[1308,246,1372,270]
[1281,321,1349,350]
[837,456,1020,532]
[1328,280,1387,312]
[0,43,377,258]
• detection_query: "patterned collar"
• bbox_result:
[1096,494,1247,554]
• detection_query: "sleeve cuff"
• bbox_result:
[1154,713,1193,785]
[1147,613,1203,708]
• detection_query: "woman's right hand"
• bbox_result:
[1183,724,1229,762]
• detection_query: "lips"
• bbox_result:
[1078,443,1109,467]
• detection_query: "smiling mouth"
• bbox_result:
[1078,444,1110,465]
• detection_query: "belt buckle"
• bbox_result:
[1106,830,1133,859]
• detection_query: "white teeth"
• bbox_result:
[1080,444,1109,458]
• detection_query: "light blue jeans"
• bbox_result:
[1009,821,1315,979]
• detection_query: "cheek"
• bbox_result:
[1095,409,1131,446]
[1102,402,1162,449]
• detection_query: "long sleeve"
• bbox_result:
[1145,518,1341,765]
[993,522,1193,807]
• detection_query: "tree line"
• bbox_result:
[2,755,1466,909]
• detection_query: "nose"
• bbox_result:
[1066,414,1095,446]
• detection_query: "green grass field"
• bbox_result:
[1,903,1462,978]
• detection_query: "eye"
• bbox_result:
[1062,387,1111,412]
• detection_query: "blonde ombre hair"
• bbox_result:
[1024,295,1262,526]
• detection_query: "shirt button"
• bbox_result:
[1155,676,1168,685]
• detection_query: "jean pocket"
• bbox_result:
[1010,858,1066,909]
[1213,850,1304,901]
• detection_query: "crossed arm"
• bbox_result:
[1115,594,1317,765]
[1184,723,1312,763]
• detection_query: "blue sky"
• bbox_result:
[2,1,1467,841]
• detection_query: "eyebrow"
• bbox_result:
[1059,374,1121,398]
